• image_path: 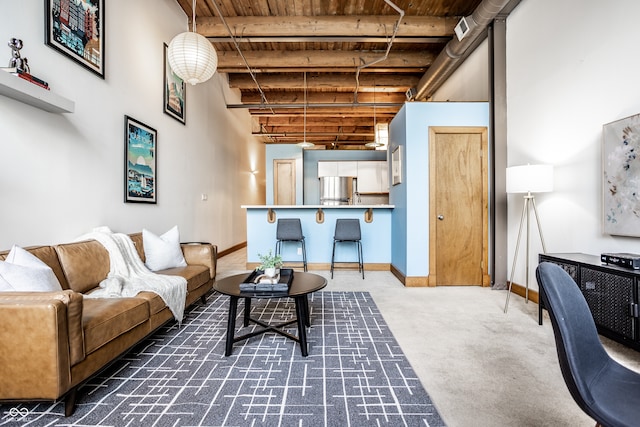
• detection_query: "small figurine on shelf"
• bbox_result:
[8,38,29,73]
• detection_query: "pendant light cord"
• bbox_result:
[192,0,196,32]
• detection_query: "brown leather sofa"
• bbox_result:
[0,233,216,415]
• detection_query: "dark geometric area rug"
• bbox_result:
[1,291,446,426]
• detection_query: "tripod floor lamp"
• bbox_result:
[504,164,554,313]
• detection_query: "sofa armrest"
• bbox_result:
[181,242,217,280]
[0,290,85,366]
[0,290,84,400]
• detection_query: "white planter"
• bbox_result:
[264,267,277,277]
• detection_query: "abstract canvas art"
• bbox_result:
[603,113,640,236]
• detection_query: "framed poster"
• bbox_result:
[603,113,640,236]
[163,43,186,124]
[45,0,105,78]
[392,145,402,185]
[125,116,157,204]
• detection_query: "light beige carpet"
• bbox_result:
[218,248,640,427]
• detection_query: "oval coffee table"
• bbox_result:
[213,271,327,357]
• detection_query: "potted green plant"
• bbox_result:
[257,250,283,277]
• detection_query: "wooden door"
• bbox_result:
[274,159,296,205]
[429,127,489,286]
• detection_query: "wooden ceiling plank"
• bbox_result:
[251,109,398,116]
[260,116,382,126]
[216,50,434,68]
[241,91,406,103]
[252,0,273,16]
[196,15,457,37]
[205,0,238,17]
[220,66,427,73]
[228,73,419,89]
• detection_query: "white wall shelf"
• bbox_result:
[0,70,74,113]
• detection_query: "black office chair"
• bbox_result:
[331,219,364,279]
[536,262,640,427]
[275,218,307,271]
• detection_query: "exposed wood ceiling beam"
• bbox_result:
[216,50,435,70]
[259,117,385,126]
[220,66,426,73]
[251,110,397,117]
[207,36,450,43]
[240,91,405,104]
[255,131,373,137]
[197,15,458,38]
[237,102,403,109]
[228,74,419,90]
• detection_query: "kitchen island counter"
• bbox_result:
[242,205,393,268]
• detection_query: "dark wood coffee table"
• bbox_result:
[213,271,327,356]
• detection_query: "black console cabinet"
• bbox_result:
[538,253,639,351]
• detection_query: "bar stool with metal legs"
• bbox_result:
[275,218,307,271]
[331,218,364,279]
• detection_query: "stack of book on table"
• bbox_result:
[239,269,294,292]
[1,67,49,90]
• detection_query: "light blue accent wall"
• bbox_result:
[246,207,392,264]
[389,107,408,275]
[266,145,304,204]
[303,150,386,204]
[391,102,490,277]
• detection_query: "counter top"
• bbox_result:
[244,203,393,265]
[242,204,394,209]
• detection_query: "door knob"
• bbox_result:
[437,215,444,220]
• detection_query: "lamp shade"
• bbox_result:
[167,32,217,85]
[506,164,554,193]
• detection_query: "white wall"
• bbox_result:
[506,0,640,290]
[0,0,264,250]
[431,39,490,102]
[435,0,640,291]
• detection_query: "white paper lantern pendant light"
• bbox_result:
[167,0,217,85]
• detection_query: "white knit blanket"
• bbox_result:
[79,229,187,324]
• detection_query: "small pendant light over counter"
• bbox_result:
[167,0,217,85]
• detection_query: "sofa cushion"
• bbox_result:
[0,246,63,292]
[159,265,210,293]
[135,265,210,316]
[135,291,167,316]
[55,240,110,294]
[82,297,149,355]
[142,226,187,271]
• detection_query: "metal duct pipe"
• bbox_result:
[413,0,513,101]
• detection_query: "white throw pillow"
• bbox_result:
[0,245,63,292]
[143,226,187,271]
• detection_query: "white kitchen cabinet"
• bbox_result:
[357,161,389,193]
[318,161,358,177]
[318,161,338,177]
[338,161,358,177]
